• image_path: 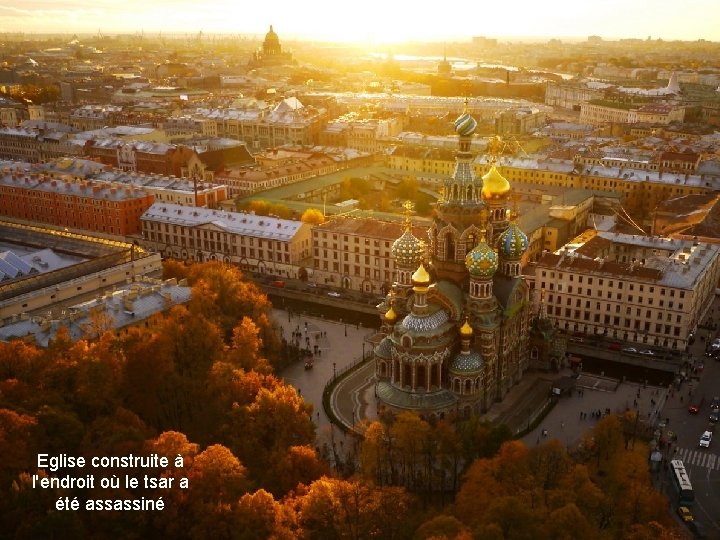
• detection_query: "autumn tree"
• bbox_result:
[243,199,270,216]
[268,203,292,219]
[224,316,272,374]
[296,477,415,540]
[300,208,326,224]
[415,515,470,540]
[0,409,37,488]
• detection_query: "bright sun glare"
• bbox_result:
[2,0,720,42]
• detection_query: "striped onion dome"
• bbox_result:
[454,111,477,137]
[498,221,528,260]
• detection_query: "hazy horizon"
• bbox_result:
[2,0,719,43]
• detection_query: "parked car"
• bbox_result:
[639,349,655,356]
[327,291,341,297]
[623,347,638,353]
[699,430,713,448]
[711,397,720,411]
[270,280,286,288]
[677,506,694,523]
[710,410,719,423]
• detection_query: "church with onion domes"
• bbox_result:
[373,105,532,418]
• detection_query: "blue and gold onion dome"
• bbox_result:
[465,241,498,278]
[391,229,425,268]
[454,111,477,137]
[498,222,529,260]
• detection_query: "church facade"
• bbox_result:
[374,109,532,418]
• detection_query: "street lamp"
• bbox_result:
[352,411,355,429]
[362,342,366,360]
[333,362,336,379]
[344,323,347,337]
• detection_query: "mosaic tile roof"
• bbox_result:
[498,221,529,260]
[402,310,449,333]
[391,229,425,268]
[465,242,498,278]
[450,351,484,373]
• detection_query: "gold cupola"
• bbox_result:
[411,263,431,288]
[481,164,511,200]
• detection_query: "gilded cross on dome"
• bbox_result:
[510,194,520,221]
[488,136,502,163]
[479,207,489,230]
[402,200,414,230]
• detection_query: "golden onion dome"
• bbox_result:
[481,164,511,200]
[411,263,431,287]
[384,306,397,322]
[459,319,473,337]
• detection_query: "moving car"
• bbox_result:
[639,349,655,355]
[677,506,694,523]
[710,410,719,423]
[327,291,341,297]
[699,431,712,448]
[688,403,700,414]
[623,347,638,353]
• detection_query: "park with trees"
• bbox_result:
[0,261,684,539]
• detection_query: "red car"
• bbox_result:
[688,404,700,414]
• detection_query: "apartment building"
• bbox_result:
[193,97,325,150]
[533,231,720,350]
[140,202,312,277]
[580,101,685,125]
[311,216,428,294]
[0,170,154,235]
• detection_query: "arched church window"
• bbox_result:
[445,234,455,262]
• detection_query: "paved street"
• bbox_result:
[273,295,720,534]
[274,307,373,459]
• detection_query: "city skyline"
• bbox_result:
[2,0,720,43]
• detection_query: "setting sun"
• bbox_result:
[2,0,719,42]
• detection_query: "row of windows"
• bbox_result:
[551,307,682,336]
[546,293,683,313]
[539,273,686,298]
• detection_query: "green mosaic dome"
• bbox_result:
[391,229,425,268]
[465,241,498,278]
[498,222,529,260]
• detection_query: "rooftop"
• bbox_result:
[141,202,305,241]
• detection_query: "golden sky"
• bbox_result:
[2,0,719,42]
